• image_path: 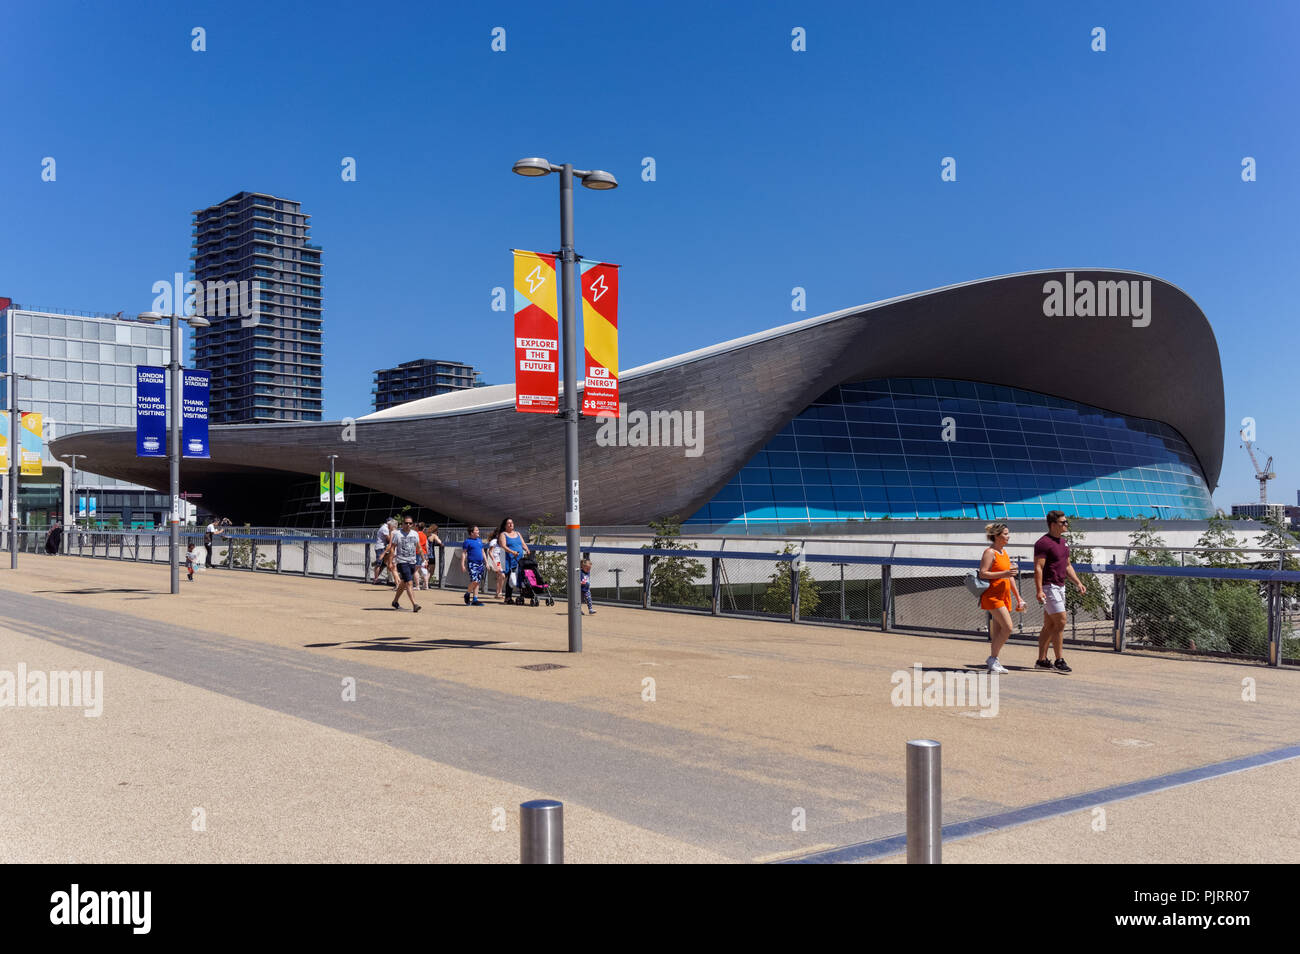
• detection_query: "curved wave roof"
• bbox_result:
[51,269,1224,526]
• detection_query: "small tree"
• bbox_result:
[639,516,707,607]
[1256,517,1300,601]
[1193,515,1265,655]
[758,544,821,615]
[527,513,568,596]
[225,522,273,569]
[1195,514,1247,570]
[1125,519,1227,652]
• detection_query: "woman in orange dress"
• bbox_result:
[979,523,1026,673]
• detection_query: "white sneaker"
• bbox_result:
[986,656,1009,674]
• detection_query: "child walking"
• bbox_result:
[186,543,196,582]
[580,558,595,614]
[461,525,488,607]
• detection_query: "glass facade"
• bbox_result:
[687,377,1215,530]
[3,308,176,526]
[8,309,171,434]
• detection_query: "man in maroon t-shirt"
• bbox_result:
[1033,511,1087,673]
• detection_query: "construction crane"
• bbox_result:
[1240,430,1276,503]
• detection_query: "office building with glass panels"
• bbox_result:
[2,305,175,526]
[192,191,323,424]
[373,359,484,412]
[52,269,1227,532]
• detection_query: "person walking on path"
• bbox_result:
[979,523,1026,674]
[386,517,423,612]
[415,522,429,590]
[461,525,489,606]
[186,543,196,581]
[425,523,443,587]
[372,518,396,585]
[580,558,596,614]
[496,517,529,603]
[1034,511,1085,673]
[204,517,225,568]
[487,528,506,599]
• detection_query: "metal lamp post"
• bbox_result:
[137,311,210,593]
[61,453,85,554]
[513,157,618,653]
[4,370,41,568]
[327,454,339,536]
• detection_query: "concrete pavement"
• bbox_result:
[1,553,1296,862]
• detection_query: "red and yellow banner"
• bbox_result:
[580,259,620,417]
[512,250,560,414]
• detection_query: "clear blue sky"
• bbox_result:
[2,0,1296,510]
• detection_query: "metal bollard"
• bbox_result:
[519,799,563,864]
[906,739,941,864]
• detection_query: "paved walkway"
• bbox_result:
[1,554,1296,863]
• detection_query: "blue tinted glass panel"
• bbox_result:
[686,378,1215,530]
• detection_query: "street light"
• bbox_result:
[327,454,339,537]
[514,156,619,653]
[61,453,86,554]
[137,311,210,594]
[3,370,42,569]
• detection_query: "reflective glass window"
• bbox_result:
[687,377,1214,530]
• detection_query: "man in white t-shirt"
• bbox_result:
[372,518,397,584]
[385,517,423,612]
[204,517,225,568]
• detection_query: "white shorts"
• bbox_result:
[1043,583,1067,616]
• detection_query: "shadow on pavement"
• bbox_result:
[302,636,563,654]
[34,588,154,595]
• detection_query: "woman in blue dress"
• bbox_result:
[496,517,530,603]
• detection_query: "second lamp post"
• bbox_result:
[137,311,209,594]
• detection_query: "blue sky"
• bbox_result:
[1,0,1296,510]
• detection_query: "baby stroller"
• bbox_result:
[514,557,555,607]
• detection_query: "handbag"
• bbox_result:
[963,568,989,598]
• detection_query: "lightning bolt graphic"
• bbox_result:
[526,265,545,293]
[590,274,608,302]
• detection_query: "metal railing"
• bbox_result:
[10,528,1299,667]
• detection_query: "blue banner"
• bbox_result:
[135,366,167,458]
[182,369,210,459]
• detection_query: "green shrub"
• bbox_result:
[640,516,707,607]
[758,545,821,615]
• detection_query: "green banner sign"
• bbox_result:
[321,471,345,503]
